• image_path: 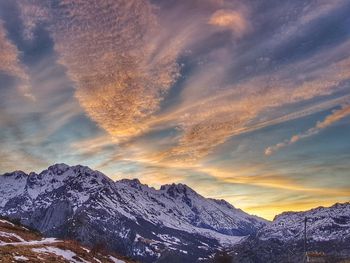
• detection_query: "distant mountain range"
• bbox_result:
[231,202,350,263]
[0,164,349,262]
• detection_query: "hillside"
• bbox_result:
[0,217,133,262]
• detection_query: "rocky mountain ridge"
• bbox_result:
[0,164,349,262]
[0,163,266,262]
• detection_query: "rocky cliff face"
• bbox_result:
[0,164,266,262]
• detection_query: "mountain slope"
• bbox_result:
[0,164,266,262]
[260,202,350,242]
[229,203,350,263]
[0,217,132,263]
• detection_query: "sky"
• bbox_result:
[0,0,350,220]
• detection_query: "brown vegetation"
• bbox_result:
[0,218,136,263]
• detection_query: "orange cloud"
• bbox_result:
[244,199,347,220]
[0,20,34,101]
[266,104,350,155]
[199,166,350,197]
[0,21,26,80]
[44,0,182,140]
[209,9,249,36]
[17,0,350,170]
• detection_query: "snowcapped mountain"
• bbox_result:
[0,163,266,262]
[230,203,350,263]
[1,163,348,262]
[259,202,350,242]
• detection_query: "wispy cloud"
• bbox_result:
[2,0,350,219]
[16,0,350,166]
[0,19,34,101]
[0,20,26,78]
[37,0,181,139]
[265,104,350,155]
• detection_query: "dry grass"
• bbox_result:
[0,245,64,262]
[0,219,136,263]
[0,219,41,242]
[0,239,136,263]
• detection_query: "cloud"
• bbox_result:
[16,0,254,142]
[0,21,25,78]
[37,0,182,140]
[244,198,348,220]
[13,1,239,143]
[149,49,350,163]
[0,19,35,101]
[3,0,348,220]
[199,166,350,197]
[208,9,249,36]
[45,2,350,168]
[265,104,350,155]
[14,0,350,171]
[18,0,50,40]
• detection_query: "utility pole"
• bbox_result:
[304,217,307,261]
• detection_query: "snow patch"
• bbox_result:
[13,255,29,261]
[32,246,89,263]
[109,255,125,263]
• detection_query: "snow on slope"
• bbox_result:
[0,164,348,262]
[32,246,90,263]
[0,218,131,263]
[0,163,267,262]
[258,202,350,242]
[0,164,266,242]
[113,179,265,243]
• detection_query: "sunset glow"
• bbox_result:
[1,0,350,220]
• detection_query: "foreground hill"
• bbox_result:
[0,164,266,262]
[0,217,132,262]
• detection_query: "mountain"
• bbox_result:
[1,164,348,263]
[0,163,266,262]
[229,203,350,263]
[260,202,350,242]
[0,217,133,263]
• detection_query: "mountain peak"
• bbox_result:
[160,183,192,191]
[160,183,197,198]
[118,178,141,185]
[273,202,350,221]
[40,163,110,181]
[1,164,347,262]
[1,170,27,178]
[46,163,71,174]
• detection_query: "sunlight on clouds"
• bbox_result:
[199,166,350,197]
[208,9,249,36]
[17,0,350,166]
[0,20,35,101]
[5,0,350,219]
[152,54,350,163]
[244,199,348,220]
[48,0,180,139]
[265,104,350,155]
[0,21,26,79]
